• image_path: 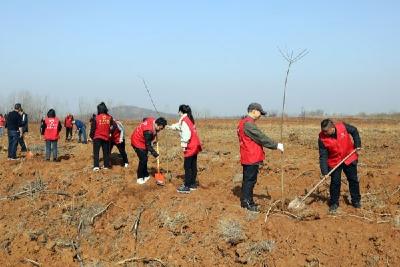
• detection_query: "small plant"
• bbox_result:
[158,211,187,234]
[218,219,246,245]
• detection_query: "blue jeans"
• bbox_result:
[45,140,58,161]
[8,130,20,159]
[0,127,4,137]
[78,126,87,144]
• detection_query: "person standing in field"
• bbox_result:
[40,109,62,161]
[72,119,87,144]
[18,108,28,152]
[5,104,23,160]
[166,104,202,193]
[131,117,167,184]
[237,103,284,212]
[318,118,362,213]
[64,113,74,141]
[90,102,113,171]
[0,114,5,137]
[110,119,129,168]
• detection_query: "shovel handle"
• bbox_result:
[300,149,357,202]
[156,142,160,172]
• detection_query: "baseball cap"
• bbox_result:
[247,103,266,115]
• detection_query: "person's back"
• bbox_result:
[6,110,22,131]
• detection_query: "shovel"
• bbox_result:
[288,149,357,210]
[154,142,165,186]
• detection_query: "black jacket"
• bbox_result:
[5,111,22,131]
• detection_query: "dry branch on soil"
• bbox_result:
[90,202,114,225]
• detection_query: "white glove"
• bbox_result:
[277,143,284,152]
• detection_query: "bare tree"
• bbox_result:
[278,47,309,207]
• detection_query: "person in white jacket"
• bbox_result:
[167,104,202,193]
[110,120,129,168]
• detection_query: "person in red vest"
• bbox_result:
[64,113,74,141]
[40,109,62,161]
[166,105,202,193]
[89,102,114,171]
[110,120,129,168]
[0,114,5,137]
[319,119,362,213]
[131,117,167,184]
[237,103,284,212]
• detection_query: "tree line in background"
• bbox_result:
[0,90,399,122]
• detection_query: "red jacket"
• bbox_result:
[0,116,5,127]
[182,116,202,157]
[237,116,265,165]
[44,117,60,141]
[319,122,358,168]
[94,114,112,141]
[64,115,73,128]
[131,117,156,149]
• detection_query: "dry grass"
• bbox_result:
[218,219,246,245]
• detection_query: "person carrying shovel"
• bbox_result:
[237,103,284,212]
[131,117,167,185]
[166,104,202,194]
[319,119,362,213]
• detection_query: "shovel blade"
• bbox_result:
[288,197,305,210]
[155,172,165,186]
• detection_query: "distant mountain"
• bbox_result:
[109,105,175,120]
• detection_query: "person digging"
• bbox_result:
[318,119,362,213]
[237,103,284,212]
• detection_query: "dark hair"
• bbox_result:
[321,119,334,130]
[179,104,195,124]
[14,103,22,111]
[97,102,108,115]
[155,117,167,128]
[47,109,56,118]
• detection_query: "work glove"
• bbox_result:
[277,143,284,152]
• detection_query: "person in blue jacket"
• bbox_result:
[73,119,87,144]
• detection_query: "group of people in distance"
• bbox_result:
[2,101,362,212]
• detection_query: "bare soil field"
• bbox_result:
[0,118,399,266]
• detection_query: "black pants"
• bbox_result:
[241,164,259,204]
[329,162,361,206]
[66,127,73,140]
[184,154,198,187]
[110,141,128,164]
[93,139,111,168]
[18,135,27,152]
[134,147,149,178]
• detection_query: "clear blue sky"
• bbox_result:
[0,1,399,116]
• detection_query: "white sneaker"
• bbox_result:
[93,167,100,172]
[137,178,145,184]
[124,163,129,168]
[143,176,151,184]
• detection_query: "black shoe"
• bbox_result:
[241,200,260,212]
[177,185,191,194]
[189,184,197,191]
[329,203,339,213]
[352,202,361,208]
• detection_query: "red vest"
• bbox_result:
[94,114,112,141]
[131,117,156,149]
[0,116,5,127]
[182,116,202,157]
[319,122,358,168]
[44,117,60,141]
[111,121,123,144]
[64,115,73,128]
[237,116,265,165]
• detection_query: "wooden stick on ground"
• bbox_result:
[24,258,41,266]
[264,200,281,223]
[91,202,114,225]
